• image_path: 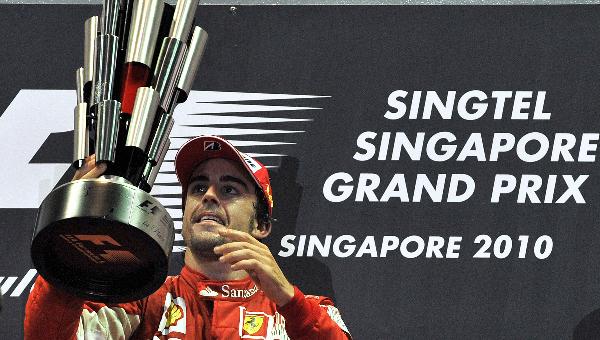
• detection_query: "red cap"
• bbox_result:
[175,135,273,217]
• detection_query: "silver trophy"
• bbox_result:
[31,0,208,303]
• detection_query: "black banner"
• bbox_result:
[2,5,600,339]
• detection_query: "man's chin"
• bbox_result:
[193,249,221,261]
[187,233,228,261]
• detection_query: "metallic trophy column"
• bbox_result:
[30,0,207,303]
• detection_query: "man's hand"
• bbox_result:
[213,229,295,306]
[72,155,107,181]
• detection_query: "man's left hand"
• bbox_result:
[214,229,295,306]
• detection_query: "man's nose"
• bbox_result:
[201,184,220,205]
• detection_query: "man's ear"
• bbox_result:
[251,220,271,239]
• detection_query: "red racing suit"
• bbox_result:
[25,265,351,339]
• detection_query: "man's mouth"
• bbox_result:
[195,213,226,226]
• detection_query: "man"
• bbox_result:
[25,135,351,339]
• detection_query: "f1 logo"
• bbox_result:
[139,200,160,214]
[59,234,141,264]
[0,89,315,209]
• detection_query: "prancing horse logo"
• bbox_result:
[243,315,264,335]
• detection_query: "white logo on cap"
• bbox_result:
[204,141,221,151]
[240,153,262,173]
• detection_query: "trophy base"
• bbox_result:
[31,177,175,303]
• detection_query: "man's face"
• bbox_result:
[182,158,259,259]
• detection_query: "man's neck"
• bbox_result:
[184,250,248,281]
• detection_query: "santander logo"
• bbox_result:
[221,284,259,299]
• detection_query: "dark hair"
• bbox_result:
[255,184,271,228]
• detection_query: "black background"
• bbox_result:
[2,5,600,339]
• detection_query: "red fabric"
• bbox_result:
[278,286,349,340]
[24,276,83,340]
[24,266,351,339]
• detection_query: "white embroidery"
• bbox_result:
[240,153,262,173]
[199,286,218,297]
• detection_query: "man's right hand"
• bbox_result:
[72,155,107,181]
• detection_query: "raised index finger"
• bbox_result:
[214,241,264,255]
[218,228,261,245]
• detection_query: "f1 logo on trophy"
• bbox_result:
[30,0,208,302]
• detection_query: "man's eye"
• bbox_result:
[222,185,239,195]
[191,184,208,194]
